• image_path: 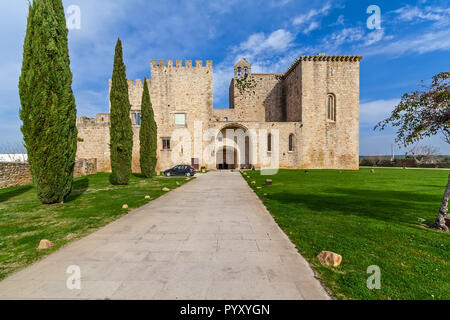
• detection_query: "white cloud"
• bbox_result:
[325,27,365,47]
[332,14,345,26]
[303,21,320,34]
[269,0,291,7]
[366,29,450,56]
[359,99,400,125]
[364,29,385,46]
[236,29,295,57]
[292,3,333,34]
[293,3,331,26]
[394,5,450,25]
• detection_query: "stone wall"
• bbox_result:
[294,55,361,169]
[74,158,97,177]
[76,115,111,172]
[284,65,302,122]
[0,162,32,189]
[230,74,284,122]
[0,159,98,189]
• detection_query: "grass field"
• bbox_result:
[0,173,191,281]
[242,168,450,300]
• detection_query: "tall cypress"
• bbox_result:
[139,78,157,178]
[109,38,133,185]
[19,0,77,204]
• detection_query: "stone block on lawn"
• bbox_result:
[122,204,129,209]
[162,187,170,192]
[37,240,55,250]
[176,181,180,185]
[317,251,342,267]
[251,181,256,184]
[266,179,272,185]
[145,195,151,199]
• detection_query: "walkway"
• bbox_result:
[0,171,330,300]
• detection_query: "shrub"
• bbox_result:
[139,78,157,178]
[19,0,77,204]
[109,38,133,185]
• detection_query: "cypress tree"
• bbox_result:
[109,38,133,185]
[139,78,158,178]
[19,0,77,204]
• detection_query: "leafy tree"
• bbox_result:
[139,78,157,178]
[375,72,450,231]
[375,72,449,146]
[19,0,77,204]
[109,38,133,185]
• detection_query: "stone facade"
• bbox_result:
[76,54,362,172]
[0,159,97,189]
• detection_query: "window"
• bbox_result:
[174,113,186,126]
[132,112,141,125]
[162,139,171,150]
[244,67,248,77]
[237,67,242,78]
[327,94,336,121]
[223,117,228,122]
[267,133,272,152]
[289,134,294,151]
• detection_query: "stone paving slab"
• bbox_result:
[0,171,330,300]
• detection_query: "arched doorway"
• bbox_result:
[216,124,251,170]
[216,146,239,170]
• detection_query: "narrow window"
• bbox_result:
[289,134,294,151]
[268,133,272,152]
[244,67,248,77]
[223,117,228,122]
[174,113,186,126]
[237,67,242,78]
[327,94,336,121]
[133,112,141,125]
[162,139,171,150]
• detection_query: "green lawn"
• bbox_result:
[242,168,450,300]
[0,173,191,281]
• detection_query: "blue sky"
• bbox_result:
[0,0,449,155]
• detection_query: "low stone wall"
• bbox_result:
[0,162,32,189]
[0,158,97,189]
[74,158,97,177]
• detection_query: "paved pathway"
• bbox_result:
[0,172,330,300]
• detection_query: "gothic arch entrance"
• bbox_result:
[215,124,251,170]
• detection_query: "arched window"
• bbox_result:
[327,94,336,121]
[237,67,242,78]
[289,134,294,151]
[267,133,272,152]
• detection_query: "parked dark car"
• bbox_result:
[164,165,196,177]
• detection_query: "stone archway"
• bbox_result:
[216,124,251,170]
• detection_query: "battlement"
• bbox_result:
[76,113,110,127]
[150,59,212,68]
[110,78,149,87]
[127,79,145,87]
[284,54,363,77]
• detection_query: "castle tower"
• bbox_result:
[234,58,251,79]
